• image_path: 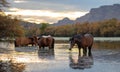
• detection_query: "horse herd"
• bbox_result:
[15,34,94,56]
[15,35,54,49]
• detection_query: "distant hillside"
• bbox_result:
[75,4,120,23]
[53,17,74,26]
[53,4,120,26]
[20,21,41,29]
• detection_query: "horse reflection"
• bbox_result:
[69,52,93,69]
[38,49,54,60]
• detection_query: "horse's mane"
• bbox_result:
[73,34,83,39]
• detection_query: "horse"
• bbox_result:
[38,35,55,49]
[15,35,38,47]
[69,34,93,56]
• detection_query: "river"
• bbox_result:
[0,38,120,72]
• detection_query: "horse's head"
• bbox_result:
[33,35,39,45]
[69,37,76,50]
[29,35,39,46]
[69,34,83,50]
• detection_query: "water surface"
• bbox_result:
[0,41,120,72]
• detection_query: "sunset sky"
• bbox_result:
[5,0,120,24]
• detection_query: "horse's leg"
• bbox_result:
[48,45,50,49]
[32,43,34,46]
[38,45,41,50]
[88,46,92,56]
[42,46,45,50]
[51,39,54,49]
[78,48,81,56]
[69,45,72,50]
[83,47,87,56]
[69,42,73,50]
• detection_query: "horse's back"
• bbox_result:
[46,37,54,45]
[39,37,47,46]
[38,36,54,49]
[39,36,54,46]
[83,34,93,46]
[15,37,31,46]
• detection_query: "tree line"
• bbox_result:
[24,18,120,37]
[0,14,120,38]
[42,18,120,37]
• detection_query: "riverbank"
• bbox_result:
[54,37,120,43]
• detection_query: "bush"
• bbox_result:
[0,59,25,72]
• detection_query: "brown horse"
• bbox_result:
[69,34,93,56]
[15,35,38,47]
[38,35,55,49]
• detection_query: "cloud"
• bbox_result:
[6,0,120,24]
[8,7,22,12]
[22,16,58,24]
[5,8,88,23]
[8,0,85,12]
[14,0,27,3]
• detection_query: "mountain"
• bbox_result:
[53,4,120,26]
[75,4,120,23]
[53,17,74,26]
[20,21,41,29]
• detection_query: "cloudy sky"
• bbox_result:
[4,0,120,24]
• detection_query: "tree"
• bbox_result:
[0,0,9,8]
[0,0,9,15]
[0,15,25,38]
[25,27,40,37]
[40,23,49,34]
[44,26,56,36]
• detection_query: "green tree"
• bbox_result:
[25,27,40,37]
[44,26,56,36]
[40,23,49,34]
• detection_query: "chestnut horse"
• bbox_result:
[15,36,38,47]
[38,35,55,49]
[69,34,93,56]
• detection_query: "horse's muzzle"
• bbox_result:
[69,48,72,50]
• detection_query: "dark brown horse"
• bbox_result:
[69,34,93,56]
[38,35,55,49]
[15,35,38,47]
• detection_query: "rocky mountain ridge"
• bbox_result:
[53,4,120,26]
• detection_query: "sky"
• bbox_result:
[4,0,120,24]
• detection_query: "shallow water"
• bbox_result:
[0,42,120,72]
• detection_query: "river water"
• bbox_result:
[0,41,120,72]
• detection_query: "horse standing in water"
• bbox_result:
[38,35,55,50]
[69,34,93,56]
[15,35,38,47]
